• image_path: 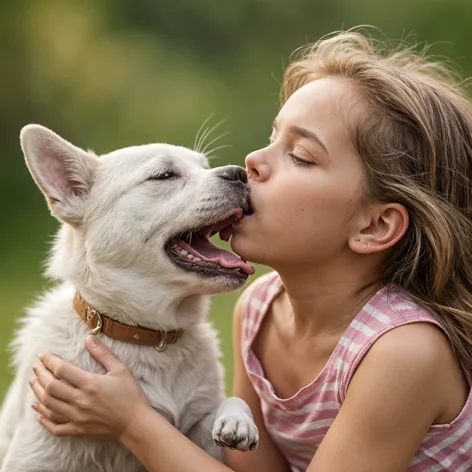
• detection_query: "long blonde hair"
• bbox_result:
[282,28,472,378]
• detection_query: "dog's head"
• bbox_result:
[20,125,254,295]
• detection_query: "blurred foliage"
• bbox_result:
[2,0,472,397]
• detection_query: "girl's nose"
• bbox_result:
[245,149,270,182]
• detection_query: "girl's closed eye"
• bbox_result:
[269,130,317,166]
[287,144,317,167]
[288,152,315,167]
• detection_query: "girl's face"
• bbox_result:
[231,76,369,270]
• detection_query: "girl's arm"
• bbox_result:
[120,404,234,472]
[306,323,464,472]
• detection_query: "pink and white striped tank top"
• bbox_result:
[241,271,472,472]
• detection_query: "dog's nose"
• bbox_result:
[217,166,248,184]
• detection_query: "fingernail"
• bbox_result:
[38,353,44,361]
[29,376,35,385]
[86,335,98,347]
[32,402,38,410]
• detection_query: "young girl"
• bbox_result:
[29,29,472,471]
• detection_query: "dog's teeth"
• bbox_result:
[194,257,202,262]
[186,254,194,260]
[172,244,178,248]
[180,249,188,256]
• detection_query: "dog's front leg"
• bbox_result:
[186,411,222,460]
[212,397,259,452]
[185,397,259,460]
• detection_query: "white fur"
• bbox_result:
[0,125,258,472]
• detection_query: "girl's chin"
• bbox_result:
[230,235,266,267]
[230,231,252,253]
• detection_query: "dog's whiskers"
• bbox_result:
[201,132,232,157]
[194,114,215,153]
[196,119,226,155]
[204,144,233,160]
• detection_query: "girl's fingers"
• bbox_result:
[32,401,69,424]
[38,352,92,389]
[29,376,77,420]
[33,362,78,403]
[84,336,124,373]
[37,416,82,437]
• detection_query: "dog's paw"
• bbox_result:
[212,414,259,452]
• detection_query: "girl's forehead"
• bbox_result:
[279,78,362,125]
[276,77,364,151]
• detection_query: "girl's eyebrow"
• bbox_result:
[272,120,330,156]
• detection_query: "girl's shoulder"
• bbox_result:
[341,285,471,427]
[332,284,449,399]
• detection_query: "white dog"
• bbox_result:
[0,125,258,472]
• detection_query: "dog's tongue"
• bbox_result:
[186,238,254,275]
[219,226,234,242]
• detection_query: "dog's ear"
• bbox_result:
[20,124,99,225]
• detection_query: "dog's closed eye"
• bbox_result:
[147,171,178,181]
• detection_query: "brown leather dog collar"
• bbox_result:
[73,291,183,351]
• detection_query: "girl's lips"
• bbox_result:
[233,213,253,227]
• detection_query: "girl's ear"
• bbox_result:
[349,203,409,254]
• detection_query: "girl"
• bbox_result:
[29,29,472,471]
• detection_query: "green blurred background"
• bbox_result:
[2,0,472,399]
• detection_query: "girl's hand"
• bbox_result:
[29,335,150,440]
